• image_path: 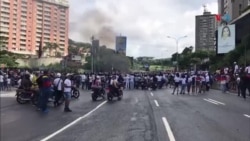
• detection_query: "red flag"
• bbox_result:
[215,14,221,21]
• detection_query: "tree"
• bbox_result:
[0,50,19,67]
[68,39,91,56]
[84,47,131,72]
[43,42,61,57]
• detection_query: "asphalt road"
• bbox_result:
[0,88,249,141]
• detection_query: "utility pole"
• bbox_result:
[91,36,94,73]
[166,35,187,72]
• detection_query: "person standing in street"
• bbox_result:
[64,74,72,112]
[172,73,180,95]
[239,69,248,100]
[129,74,134,89]
[36,70,52,113]
[53,73,63,107]
[81,73,86,90]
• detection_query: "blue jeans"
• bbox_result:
[0,82,3,91]
[180,84,186,94]
[130,81,134,89]
[221,84,226,93]
[39,88,51,111]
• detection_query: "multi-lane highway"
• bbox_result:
[1,88,249,141]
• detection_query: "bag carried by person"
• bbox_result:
[53,79,61,91]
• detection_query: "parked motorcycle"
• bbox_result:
[16,89,38,105]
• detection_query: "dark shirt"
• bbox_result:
[21,78,32,89]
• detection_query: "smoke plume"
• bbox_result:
[77,9,117,48]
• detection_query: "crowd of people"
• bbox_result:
[0,62,249,114]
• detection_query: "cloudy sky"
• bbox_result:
[68,0,218,58]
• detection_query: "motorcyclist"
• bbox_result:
[91,76,102,95]
[20,74,32,90]
[110,75,120,96]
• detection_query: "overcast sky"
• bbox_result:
[68,0,218,58]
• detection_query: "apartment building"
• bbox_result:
[0,0,69,56]
[195,10,217,51]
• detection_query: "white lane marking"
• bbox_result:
[162,117,176,141]
[40,101,107,141]
[203,99,219,105]
[150,92,154,96]
[244,114,250,118]
[207,98,225,105]
[154,100,159,107]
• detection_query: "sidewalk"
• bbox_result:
[210,88,250,99]
[0,90,16,97]
[211,83,250,96]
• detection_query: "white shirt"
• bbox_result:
[205,76,210,82]
[18,79,21,86]
[174,76,180,83]
[181,78,186,84]
[157,76,162,82]
[245,66,250,74]
[188,77,192,83]
[64,79,72,92]
[0,75,3,82]
[81,75,86,82]
[234,65,239,73]
[7,78,11,84]
[53,78,63,91]
[110,79,117,85]
[89,76,92,82]
[224,68,228,74]
[130,75,134,82]
[125,75,130,82]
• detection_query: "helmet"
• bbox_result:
[56,73,61,77]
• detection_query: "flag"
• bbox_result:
[215,14,221,21]
[38,37,42,58]
[221,13,231,23]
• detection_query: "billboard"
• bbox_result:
[115,36,127,55]
[217,25,235,54]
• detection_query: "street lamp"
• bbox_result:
[166,35,187,72]
[160,49,168,70]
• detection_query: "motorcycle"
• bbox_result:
[91,86,105,101]
[16,89,38,105]
[71,86,80,98]
[107,84,123,101]
[151,82,157,91]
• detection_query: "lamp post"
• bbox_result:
[161,49,168,70]
[166,35,187,72]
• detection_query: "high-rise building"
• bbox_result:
[195,8,217,51]
[0,0,69,56]
[218,0,225,16]
[115,36,127,55]
[218,0,249,21]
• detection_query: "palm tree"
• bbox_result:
[43,42,62,57]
